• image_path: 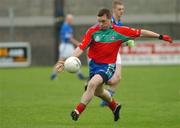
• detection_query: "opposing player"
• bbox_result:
[50,14,87,80]
[55,8,172,121]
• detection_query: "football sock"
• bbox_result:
[108,99,117,112]
[100,89,115,106]
[75,103,86,114]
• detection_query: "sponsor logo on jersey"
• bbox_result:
[95,36,100,42]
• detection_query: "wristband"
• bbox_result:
[159,35,163,40]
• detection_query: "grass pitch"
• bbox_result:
[0,66,180,128]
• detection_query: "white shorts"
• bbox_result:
[116,53,122,65]
[59,42,74,59]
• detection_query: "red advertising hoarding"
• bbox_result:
[120,41,180,65]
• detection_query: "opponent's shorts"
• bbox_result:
[116,53,122,65]
[89,60,116,83]
[59,42,74,59]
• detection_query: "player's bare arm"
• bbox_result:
[70,37,81,46]
[73,47,84,57]
[140,29,173,43]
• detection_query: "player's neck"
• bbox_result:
[113,15,121,22]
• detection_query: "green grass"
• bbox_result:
[0,66,180,128]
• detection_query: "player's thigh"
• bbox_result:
[87,74,104,91]
[115,64,122,78]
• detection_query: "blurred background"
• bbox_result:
[0,0,180,66]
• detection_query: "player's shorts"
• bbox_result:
[116,53,122,65]
[89,60,116,83]
[59,42,74,59]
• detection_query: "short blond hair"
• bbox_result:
[112,0,123,8]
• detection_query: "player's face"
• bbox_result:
[113,5,124,18]
[97,15,111,30]
[68,17,73,25]
[66,15,74,25]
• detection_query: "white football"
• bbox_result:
[64,56,81,73]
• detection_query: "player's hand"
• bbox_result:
[122,40,135,47]
[55,60,64,73]
[159,35,173,43]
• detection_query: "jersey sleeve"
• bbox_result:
[79,28,95,51]
[114,25,141,38]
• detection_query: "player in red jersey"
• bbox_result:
[55,8,172,121]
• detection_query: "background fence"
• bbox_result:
[0,0,179,65]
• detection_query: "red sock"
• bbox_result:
[108,99,117,112]
[75,103,86,114]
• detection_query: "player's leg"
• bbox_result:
[108,53,122,86]
[100,63,122,106]
[95,84,122,121]
[108,63,122,94]
[95,84,111,102]
[71,74,103,121]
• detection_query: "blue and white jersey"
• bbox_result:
[60,22,73,43]
[111,16,123,26]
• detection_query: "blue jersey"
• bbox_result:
[111,16,123,26]
[60,22,73,43]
